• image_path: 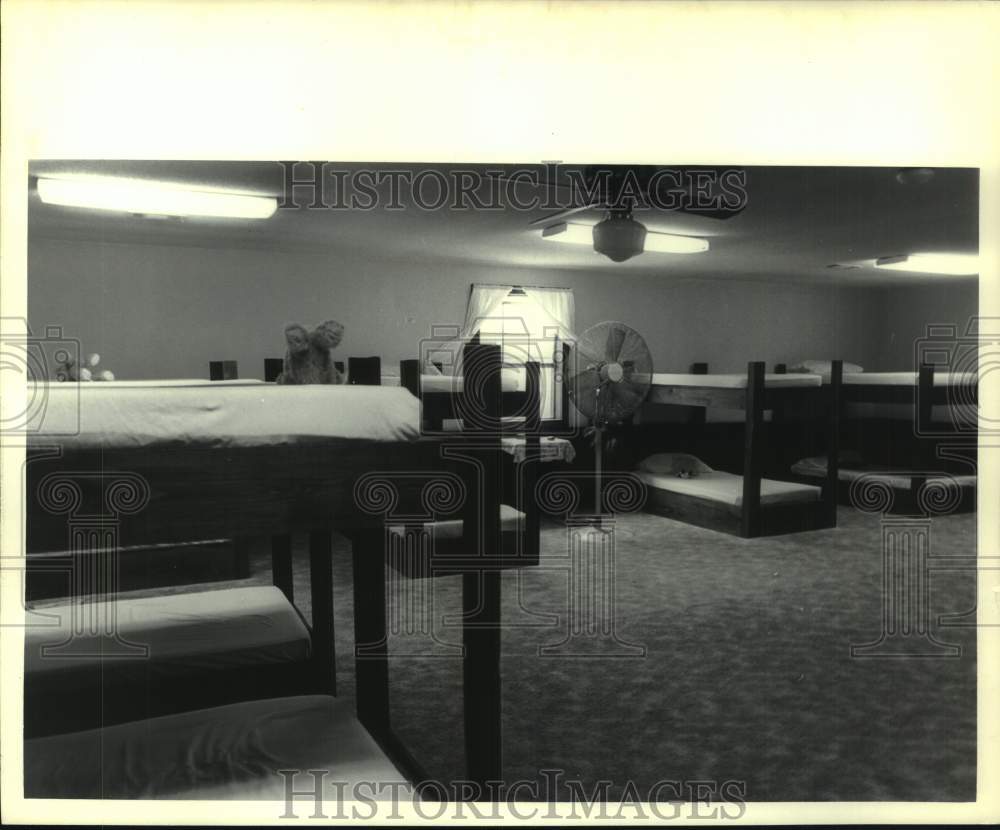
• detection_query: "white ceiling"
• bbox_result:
[27,161,979,285]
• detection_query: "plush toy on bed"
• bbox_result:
[638,452,712,479]
[276,320,345,385]
[54,352,115,382]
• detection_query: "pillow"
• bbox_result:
[789,359,864,375]
[638,453,714,477]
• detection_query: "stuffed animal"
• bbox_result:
[55,352,115,382]
[276,320,345,385]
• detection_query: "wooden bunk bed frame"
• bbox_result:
[388,344,542,578]
[641,360,842,538]
[791,363,977,514]
[23,368,530,791]
[400,341,573,433]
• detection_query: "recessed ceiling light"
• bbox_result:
[36,175,278,219]
[542,221,708,255]
[874,252,978,276]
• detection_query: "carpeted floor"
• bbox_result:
[116,506,978,802]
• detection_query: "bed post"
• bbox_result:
[461,341,503,790]
[209,363,251,578]
[740,361,766,538]
[400,359,420,397]
[915,363,936,498]
[917,363,935,436]
[825,360,843,527]
[352,526,390,738]
[524,361,542,564]
[690,362,708,427]
[271,535,294,602]
[560,342,571,430]
[308,530,337,696]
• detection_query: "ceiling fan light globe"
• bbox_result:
[592,216,646,262]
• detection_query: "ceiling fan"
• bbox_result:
[504,165,746,263]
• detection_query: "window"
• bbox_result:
[477,292,565,421]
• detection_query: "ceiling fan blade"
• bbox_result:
[487,171,577,192]
[529,203,605,226]
[674,204,745,221]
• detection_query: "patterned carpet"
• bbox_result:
[118,506,978,802]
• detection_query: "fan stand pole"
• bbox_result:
[594,425,603,518]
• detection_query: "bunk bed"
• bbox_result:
[789,364,978,514]
[637,361,841,537]
[399,356,576,463]
[21,373,526,796]
[385,346,544,579]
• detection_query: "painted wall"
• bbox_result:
[874,281,979,369]
[29,237,888,381]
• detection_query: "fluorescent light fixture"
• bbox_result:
[643,230,710,255]
[36,175,278,219]
[543,222,708,254]
[874,252,978,276]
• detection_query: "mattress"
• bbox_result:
[420,369,525,394]
[46,379,265,388]
[649,372,823,389]
[839,371,977,387]
[501,435,576,463]
[638,470,821,507]
[25,586,310,679]
[791,456,977,489]
[23,695,411,800]
[28,381,421,448]
[389,503,525,541]
[434,421,575,462]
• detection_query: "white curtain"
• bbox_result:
[462,285,513,339]
[459,284,577,422]
[522,286,575,342]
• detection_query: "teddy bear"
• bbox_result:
[275,320,345,384]
[55,352,116,382]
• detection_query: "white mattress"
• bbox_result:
[638,470,821,507]
[25,586,310,678]
[501,435,576,463]
[47,379,265,388]
[791,457,977,489]
[421,369,525,394]
[839,371,977,387]
[29,381,421,448]
[24,695,410,800]
[650,372,822,389]
[389,503,525,541]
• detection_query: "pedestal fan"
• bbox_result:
[565,321,653,514]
